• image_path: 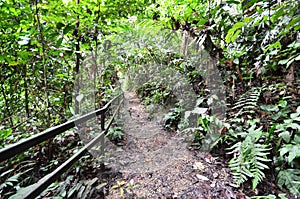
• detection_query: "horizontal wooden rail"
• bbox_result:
[0,93,123,162]
[22,98,124,199]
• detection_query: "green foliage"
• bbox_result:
[250,194,288,199]
[221,83,300,195]
[221,87,269,188]
[278,133,300,164]
[1,0,300,197]
[274,106,300,195]
[48,176,99,199]
[260,99,291,121]
[230,86,263,126]
[137,81,173,105]
[164,107,182,131]
[192,114,226,150]
[154,0,300,78]
[0,127,12,147]
[276,106,300,143]
[197,114,211,133]
[225,22,245,44]
[0,160,35,198]
[227,125,270,189]
[277,169,300,195]
[106,126,124,141]
[111,179,139,197]
[278,41,300,68]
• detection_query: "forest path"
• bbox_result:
[103,91,245,198]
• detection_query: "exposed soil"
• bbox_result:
[99,91,248,198]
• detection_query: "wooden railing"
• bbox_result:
[0,92,124,199]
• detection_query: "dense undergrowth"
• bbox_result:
[135,59,300,198]
[124,32,300,197]
[1,0,300,198]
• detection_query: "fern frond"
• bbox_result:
[250,143,271,189]
[230,87,263,121]
[227,125,271,189]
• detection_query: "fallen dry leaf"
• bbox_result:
[193,162,205,171]
[196,174,209,181]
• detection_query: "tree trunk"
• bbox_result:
[23,64,30,118]
[74,0,80,114]
[35,0,51,125]
[1,84,13,127]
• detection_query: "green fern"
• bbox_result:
[250,143,271,189]
[227,125,271,189]
[231,87,263,119]
[226,86,271,188]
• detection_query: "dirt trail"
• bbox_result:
[103,91,246,198]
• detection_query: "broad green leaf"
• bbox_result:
[278,58,289,65]
[294,135,300,144]
[279,145,291,157]
[278,100,287,108]
[231,29,241,43]
[260,105,279,112]
[265,40,281,52]
[8,184,37,199]
[286,17,300,31]
[287,41,300,49]
[225,22,244,43]
[279,131,290,143]
[288,146,300,163]
[286,58,295,68]
[232,22,245,30]
[288,123,300,131]
[0,127,12,140]
[272,7,284,21]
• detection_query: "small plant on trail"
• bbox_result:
[164,107,182,131]
[111,179,139,197]
[191,114,225,151]
[106,126,124,143]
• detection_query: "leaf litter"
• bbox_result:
[100,91,248,198]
